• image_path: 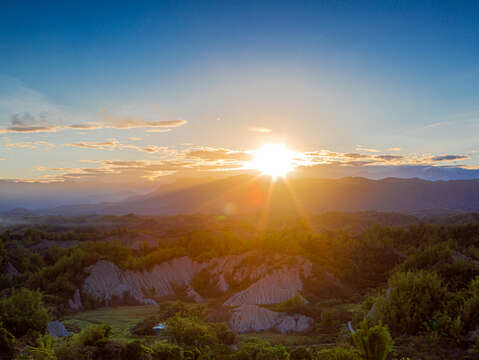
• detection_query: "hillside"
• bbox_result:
[46,176,479,216]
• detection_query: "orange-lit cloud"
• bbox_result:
[248,126,272,133]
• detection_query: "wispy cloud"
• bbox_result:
[146,128,172,133]
[64,140,119,150]
[387,147,401,152]
[355,145,381,153]
[185,147,253,161]
[430,154,469,162]
[2,141,55,150]
[120,144,169,153]
[0,113,62,134]
[101,110,187,130]
[423,121,451,129]
[248,126,272,133]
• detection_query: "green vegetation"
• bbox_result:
[2,216,479,358]
[0,288,50,338]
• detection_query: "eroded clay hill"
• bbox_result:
[70,252,344,333]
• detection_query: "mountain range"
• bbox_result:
[38,175,479,216]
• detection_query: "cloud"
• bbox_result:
[68,123,103,130]
[356,145,381,153]
[128,137,143,141]
[424,121,451,129]
[120,144,169,153]
[2,141,55,150]
[375,155,404,162]
[65,140,119,150]
[185,147,253,162]
[430,154,469,162]
[101,110,187,130]
[0,113,62,133]
[146,128,172,133]
[343,153,370,159]
[387,147,401,152]
[248,126,272,133]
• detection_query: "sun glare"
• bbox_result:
[248,144,295,179]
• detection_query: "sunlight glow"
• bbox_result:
[248,144,295,179]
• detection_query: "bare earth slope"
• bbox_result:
[73,253,332,333]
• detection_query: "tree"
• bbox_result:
[0,237,7,269]
[352,319,393,360]
[0,321,16,358]
[0,288,50,337]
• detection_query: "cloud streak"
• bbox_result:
[248,126,272,133]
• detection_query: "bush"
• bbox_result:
[352,319,393,360]
[150,340,184,360]
[165,315,217,347]
[0,238,6,269]
[72,324,111,348]
[0,288,50,338]
[372,271,449,335]
[232,338,289,360]
[462,276,479,331]
[18,334,57,360]
[0,321,16,358]
[315,347,359,360]
[210,322,236,345]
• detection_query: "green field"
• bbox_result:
[61,304,337,346]
[62,305,160,341]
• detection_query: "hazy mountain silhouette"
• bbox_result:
[44,175,479,216]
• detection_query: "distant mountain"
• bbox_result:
[44,176,479,216]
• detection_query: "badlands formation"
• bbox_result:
[71,252,342,333]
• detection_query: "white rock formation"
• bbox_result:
[79,253,314,308]
[229,304,313,333]
[68,289,83,310]
[82,260,156,305]
[224,262,311,306]
[82,257,202,305]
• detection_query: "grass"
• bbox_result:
[238,332,336,347]
[62,305,160,342]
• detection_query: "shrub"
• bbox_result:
[315,348,359,360]
[0,321,16,358]
[72,324,111,348]
[210,322,236,345]
[150,340,184,360]
[0,238,6,269]
[18,334,57,360]
[352,319,393,360]
[165,315,217,346]
[372,271,449,335]
[232,338,289,360]
[0,288,50,338]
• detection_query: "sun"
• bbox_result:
[248,143,295,179]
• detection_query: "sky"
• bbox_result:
[1,0,479,187]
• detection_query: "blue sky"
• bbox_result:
[1,0,479,184]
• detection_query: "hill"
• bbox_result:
[46,176,479,216]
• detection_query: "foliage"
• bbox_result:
[0,237,6,269]
[165,314,218,347]
[0,321,16,358]
[149,340,185,359]
[372,271,449,335]
[351,319,393,360]
[18,334,57,360]
[315,348,359,360]
[232,338,290,360]
[72,324,112,348]
[0,287,50,338]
